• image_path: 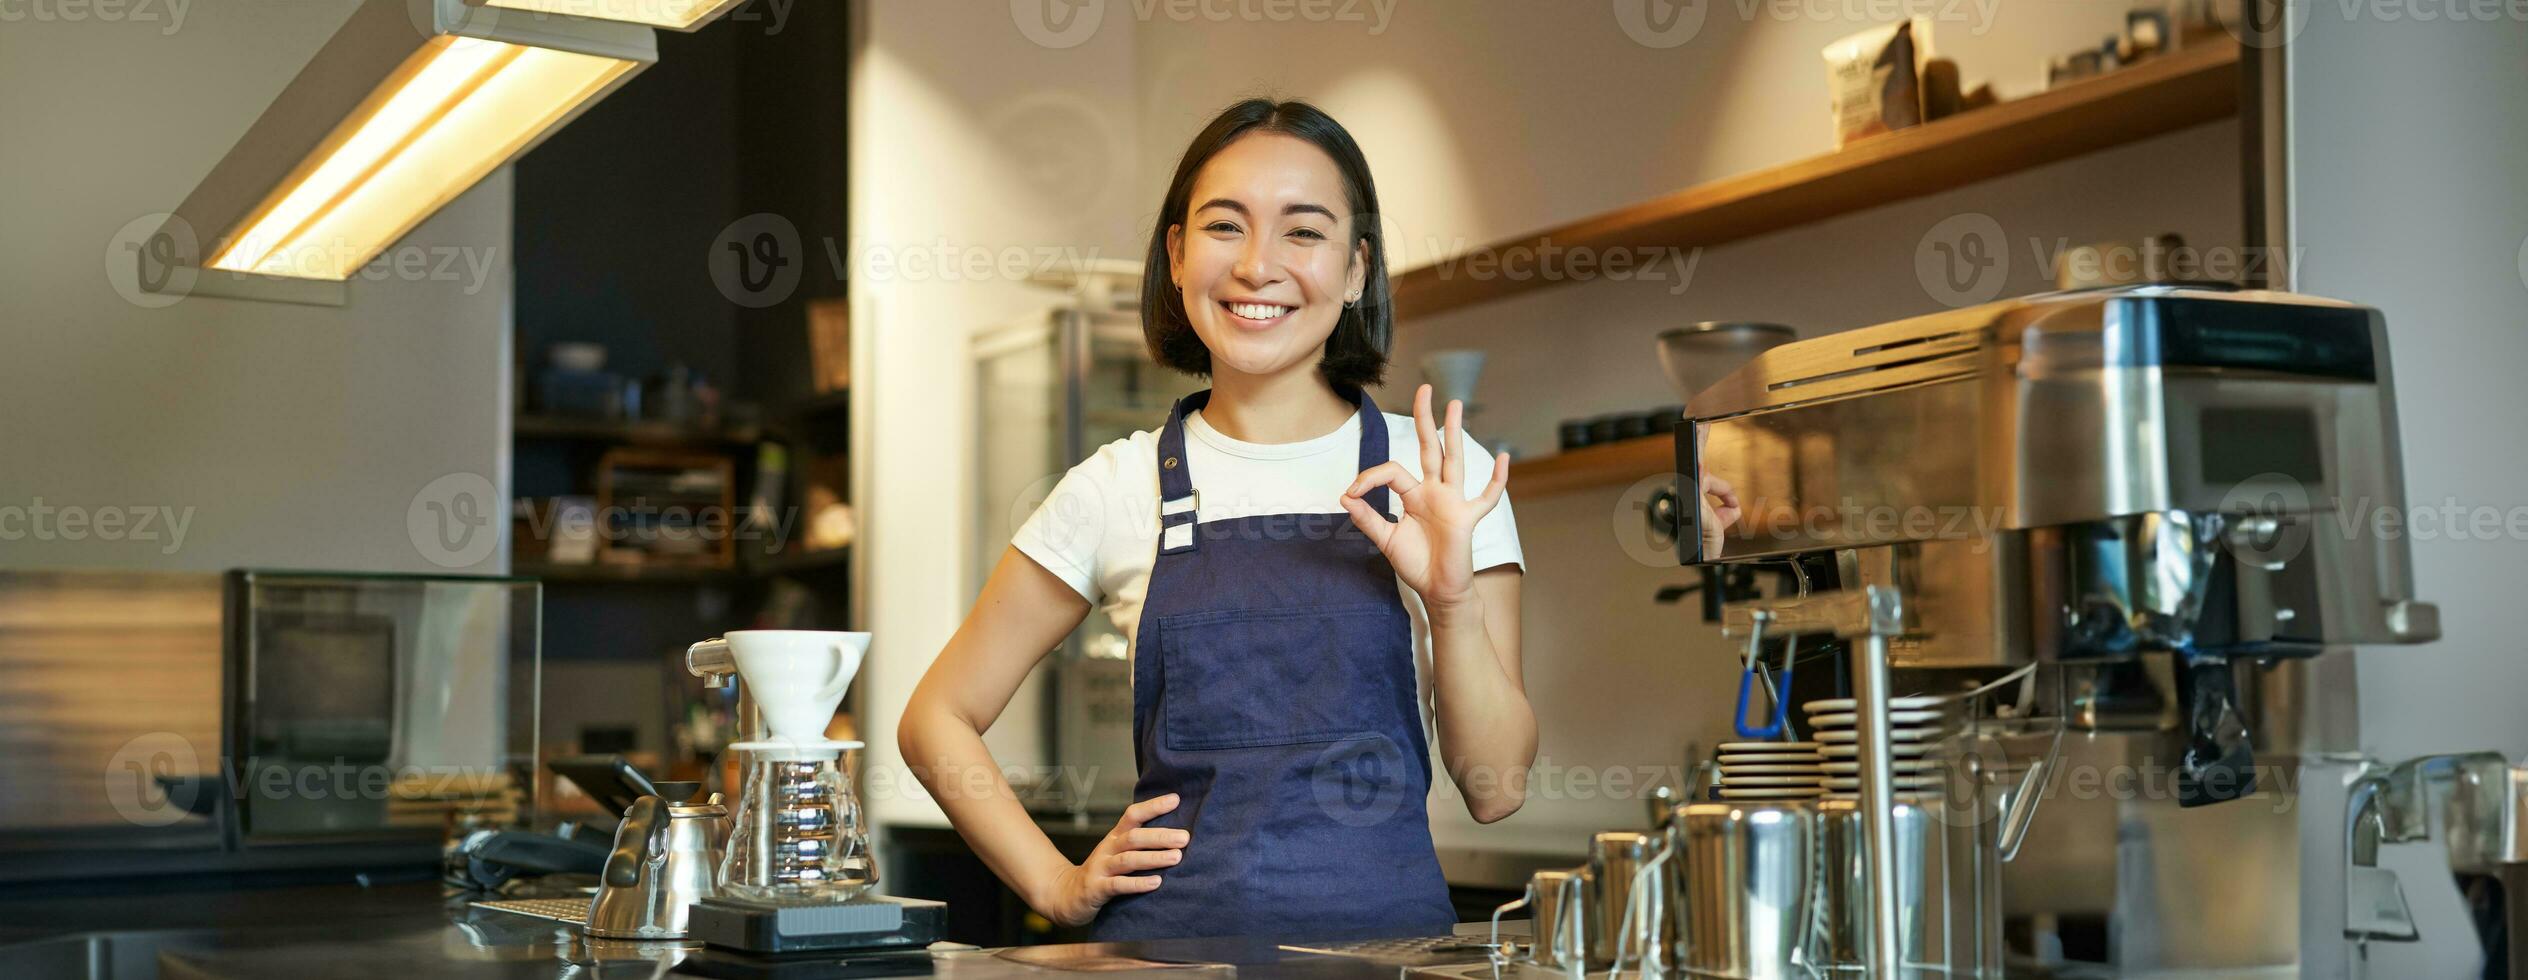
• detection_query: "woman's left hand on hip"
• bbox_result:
[1342,383,1509,613]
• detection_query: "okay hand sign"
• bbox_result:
[1340,384,1510,611]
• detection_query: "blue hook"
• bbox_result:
[1734,652,1792,739]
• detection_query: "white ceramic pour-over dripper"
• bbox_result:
[707,630,869,747]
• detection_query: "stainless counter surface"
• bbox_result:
[1013,815,1582,892]
[0,880,1514,980]
[1433,847,1585,892]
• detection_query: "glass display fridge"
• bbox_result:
[972,281,1200,817]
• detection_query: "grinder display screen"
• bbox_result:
[2200,407,2324,486]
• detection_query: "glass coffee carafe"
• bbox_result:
[720,739,875,902]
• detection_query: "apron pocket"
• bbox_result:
[1155,601,1413,752]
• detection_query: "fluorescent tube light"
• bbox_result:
[474,0,748,31]
[162,0,655,284]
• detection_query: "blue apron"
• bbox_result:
[1086,387,1458,942]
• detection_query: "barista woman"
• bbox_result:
[898,99,1534,941]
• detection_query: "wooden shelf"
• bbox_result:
[1390,38,2242,320]
[1509,436,1674,497]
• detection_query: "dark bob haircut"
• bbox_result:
[1142,99,1391,390]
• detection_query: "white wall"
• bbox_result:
[0,0,514,576]
[850,0,1143,828]
[2289,1,2528,764]
[856,1,2248,848]
[2288,9,2528,976]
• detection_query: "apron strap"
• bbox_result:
[1351,387,1393,521]
[1153,387,1393,557]
[1156,390,1208,556]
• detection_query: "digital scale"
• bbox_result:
[689,893,949,955]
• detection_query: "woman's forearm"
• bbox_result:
[899,701,1074,912]
[1426,578,1534,823]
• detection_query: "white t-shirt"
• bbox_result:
[1011,409,1524,712]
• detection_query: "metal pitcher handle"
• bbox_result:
[1610,836,1674,978]
[1996,720,2064,861]
[1487,890,1531,970]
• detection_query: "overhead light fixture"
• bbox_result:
[469,0,749,31]
[156,0,655,293]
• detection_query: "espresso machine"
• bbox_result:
[1672,285,2441,976]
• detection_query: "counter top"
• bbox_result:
[0,881,1524,980]
[930,816,1584,892]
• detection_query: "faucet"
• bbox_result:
[687,637,760,743]
[2343,751,2515,948]
[687,637,737,687]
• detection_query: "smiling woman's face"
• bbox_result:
[1167,133,1367,383]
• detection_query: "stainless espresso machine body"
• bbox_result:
[1680,285,2440,975]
